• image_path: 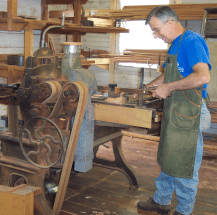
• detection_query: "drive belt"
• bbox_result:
[52,81,88,215]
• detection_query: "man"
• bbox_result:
[137,6,211,215]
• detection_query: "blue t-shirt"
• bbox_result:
[163,30,212,98]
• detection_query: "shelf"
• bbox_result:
[0,18,46,31]
[91,4,217,21]
[0,57,109,81]
[46,23,129,34]
[0,17,129,34]
[43,0,88,4]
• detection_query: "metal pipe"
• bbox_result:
[41,14,65,48]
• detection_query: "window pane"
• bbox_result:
[119,0,169,67]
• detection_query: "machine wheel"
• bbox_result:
[19,116,64,169]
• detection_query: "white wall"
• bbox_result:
[0,0,41,55]
[80,0,112,86]
[0,0,41,18]
[0,0,42,127]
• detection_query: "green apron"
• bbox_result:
[157,31,202,179]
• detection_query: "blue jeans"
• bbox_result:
[153,102,211,215]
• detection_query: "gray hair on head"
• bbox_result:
[145,6,179,25]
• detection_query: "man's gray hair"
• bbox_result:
[145,6,179,25]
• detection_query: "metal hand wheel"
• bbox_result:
[19,116,64,168]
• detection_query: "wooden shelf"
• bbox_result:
[46,24,129,34]
[0,63,24,83]
[43,0,88,4]
[0,18,46,31]
[0,57,109,81]
[92,4,217,21]
[0,17,128,34]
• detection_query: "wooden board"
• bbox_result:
[44,0,88,5]
[94,4,217,21]
[0,184,41,215]
[94,103,152,128]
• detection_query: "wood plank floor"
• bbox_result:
[59,134,217,215]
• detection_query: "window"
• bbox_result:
[119,0,169,68]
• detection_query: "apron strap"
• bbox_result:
[176,29,188,56]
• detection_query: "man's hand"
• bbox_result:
[152,83,172,99]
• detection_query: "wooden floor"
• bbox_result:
[58,134,217,215]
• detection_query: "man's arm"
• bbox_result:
[146,73,165,88]
[152,62,210,99]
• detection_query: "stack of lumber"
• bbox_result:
[92,4,217,21]
[208,101,217,123]
[100,49,167,65]
[81,49,109,58]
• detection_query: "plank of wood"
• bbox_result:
[88,17,114,27]
[95,4,217,21]
[122,130,160,142]
[87,58,110,65]
[0,184,36,215]
[94,103,152,128]
[45,24,129,34]
[44,0,88,4]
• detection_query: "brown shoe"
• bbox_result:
[137,198,171,214]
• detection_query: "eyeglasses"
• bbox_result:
[152,21,168,35]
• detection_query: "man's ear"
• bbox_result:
[167,19,174,25]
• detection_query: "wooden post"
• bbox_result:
[108,0,117,97]
[7,0,18,30]
[41,0,49,21]
[24,29,34,63]
[74,0,82,42]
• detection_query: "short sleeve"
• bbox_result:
[185,37,212,71]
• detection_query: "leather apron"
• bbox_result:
[157,31,202,179]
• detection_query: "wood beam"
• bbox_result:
[7,0,17,30]
[73,0,82,42]
[24,29,34,64]
[44,0,88,4]
[109,0,117,96]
